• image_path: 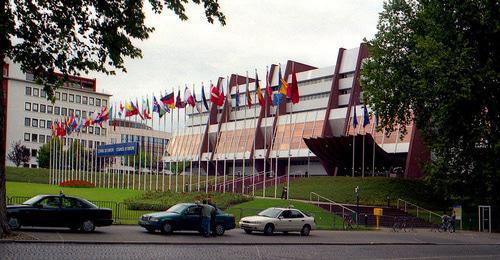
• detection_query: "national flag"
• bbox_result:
[108,105,113,127]
[184,87,196,107]
[265,69,273,107]
[142,97,152,119]
[192,87,202,113]
[245,75,252,108]
[210,83,224,106]
[161,92,175,110]
[201,84,209,111]
[52,120,57,137]
[118,102,124,118]
[290,64,300,104]
[84,117,91,128]
[234,82,241,108]
[363,104,370,128]
[125,100,138,117]
[153,96,167,118]
[175,90,185,108]
[352,106,358,129]
[255,72,265,107]
[278,66,288,96]
[135,98,144,119]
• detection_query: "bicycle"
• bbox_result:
[392,217,410,232]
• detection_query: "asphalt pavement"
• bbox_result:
[2,226,500,259]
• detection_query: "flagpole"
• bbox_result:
[197,89,202,192]
[162,109,166,192]
[371,116,376,177]
[263,67,269,198]
[189,104,194,192]
[242,71,250,194]
[287,98,294,200]
[150,97,154,191]
[252,70,258,197]
[352,106,356,177]
[232,83,240,193]
[169,93,173,192]
[206,81,212,194]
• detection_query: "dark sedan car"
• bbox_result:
[7,195,113,232]
[139,203,236,235]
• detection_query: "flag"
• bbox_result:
[210,83,224,106]
[352,106,358,129]
[363,104,370,128]
[265,69,273,107]
[125,100,139,117]
[52,120,57,137]
[219,85,226,106]
[161,92,175,110]
[192,87,202,113]
[235,85,240,107]
[142,97,152,119]
[290,64,300,104]
[118,102,124,118]
[108,105,113,126]
[245,75,252,108]
[375,111,379,128]
[278,66,288,96]
[201,84,209,111]
[175,90,185,108]
[184,87,196,107]
[153,96,167,118]
[135,98,144,119]
[273,93,285,106]
[256,72,265,107]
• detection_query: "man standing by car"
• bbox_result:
[201,200,213,237]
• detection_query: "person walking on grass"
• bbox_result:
[201,200,213,237]
[281,184,288,200]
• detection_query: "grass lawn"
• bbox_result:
[6,167,50,184]
[226,198,352,230]
[259,176,443,209]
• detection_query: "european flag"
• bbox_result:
[201,84,209,111]
[352,106,358,129]
[363,104,370,128]
[273,93,284,106]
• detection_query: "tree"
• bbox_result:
[361,0,499,206]
[0,0,225,237]
[6,141,30,167]
[37,138,63,169]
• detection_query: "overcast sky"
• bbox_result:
[92,0,384,103]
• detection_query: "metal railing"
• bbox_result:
[309,192,358,224]
[397,198,442,224]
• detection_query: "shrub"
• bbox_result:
[124,192,252,211]
[59,180,95,188]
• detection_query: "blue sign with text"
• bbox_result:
[97,142,138,157]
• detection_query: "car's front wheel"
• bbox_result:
[80,220,96,233]
[215,224,225,236]
[161,222,173,234]
[8,217,21,231]
[300,225,311,236]
[264,224,274,236]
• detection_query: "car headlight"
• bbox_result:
[149,217,160,222]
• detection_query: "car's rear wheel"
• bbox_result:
[215,224,225,236]
[264,224,274,236]
[300,225,311,236]
[161,222,173,234]
[80,220,96,233]
[244,229,252,234]
[8,217,21,231]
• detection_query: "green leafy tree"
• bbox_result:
[0,0,225,236]
[361,0,499,206]
[37,138,63,169]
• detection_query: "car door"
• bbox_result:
[276,210,293,231]
[183,206,202,231]
[290,210,306,231]
[34,196,62,227]
[60,197,85,228]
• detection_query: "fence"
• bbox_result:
[7,196,157,225]
[397,198,442,225]
[7,196,358,229]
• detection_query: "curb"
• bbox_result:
[1,240,499,246]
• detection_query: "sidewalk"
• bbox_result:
[2,225,499,245]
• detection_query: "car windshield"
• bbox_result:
[166,204,189,214]
[257,208,282,218]
[22,195,44,205]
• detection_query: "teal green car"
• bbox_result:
[138,203,236,235]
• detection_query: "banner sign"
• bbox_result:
[452,205,462,220]
[97,142,138,157]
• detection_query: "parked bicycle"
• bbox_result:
[392,216,414,232]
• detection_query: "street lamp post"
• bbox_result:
[355,186,360,213]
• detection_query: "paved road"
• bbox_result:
[8,225,500,245]
[1,243,500,259]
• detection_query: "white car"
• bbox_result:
[239,207,316,236]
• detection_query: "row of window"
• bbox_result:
[24,117,107,136]
[24,102,103,121]
[25,86,107,107]
[23,133,106,149]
